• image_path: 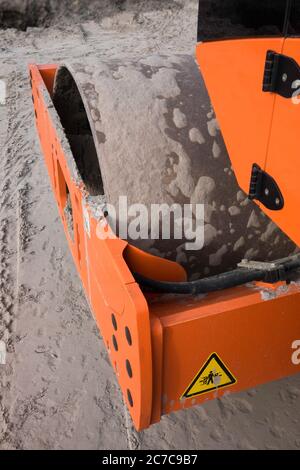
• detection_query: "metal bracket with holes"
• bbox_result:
[263,50,300,99]
[248,163,284,211]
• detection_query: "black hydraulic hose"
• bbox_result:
[281,257,300,272]
[134,256,300,295]
[134,268,265,295]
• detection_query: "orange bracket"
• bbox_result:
[30,63,300,430]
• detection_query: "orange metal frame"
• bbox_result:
[29,60,300,431]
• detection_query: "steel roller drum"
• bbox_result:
[52,54,297,280]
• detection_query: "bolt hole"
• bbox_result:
[264,188,269,196]
[125,327,132,346]
[126,359,133,378]
[112,334,118,352]
[275,197,280,206]
[127,389,133,407]
[111,313,117,331]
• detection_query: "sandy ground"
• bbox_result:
[0,0,299,450]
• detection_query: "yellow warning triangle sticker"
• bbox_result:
[182,353,237,399]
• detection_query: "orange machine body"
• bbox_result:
[196,35,300,248]
[30,60,300,430]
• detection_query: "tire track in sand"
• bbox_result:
[0,69,36,447]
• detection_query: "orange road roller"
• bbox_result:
[29,0,300,430]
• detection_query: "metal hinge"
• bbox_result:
[263,50,300,98]
[248,164,284,211]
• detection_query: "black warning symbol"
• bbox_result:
[182,352,237,399]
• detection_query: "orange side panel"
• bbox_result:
[196,38,285,193]
[151,284,300,415]
[264,38,300,247]
[30,64,153,430]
